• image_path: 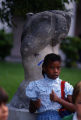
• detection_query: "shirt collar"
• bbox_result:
[44,74,59,83]
[73,112,78,120]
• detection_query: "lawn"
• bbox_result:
[0,61,24,101]
[0,61,81,101]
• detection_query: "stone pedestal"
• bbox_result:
[8,106,37,120]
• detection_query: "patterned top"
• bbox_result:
[26,75,73,113]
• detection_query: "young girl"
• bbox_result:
[26,53,75,120]
[0,87,9,120]
[62,81,81,120]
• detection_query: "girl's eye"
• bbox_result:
[57,67,61,69]
[50,66,61,69]
[50,67,54,69]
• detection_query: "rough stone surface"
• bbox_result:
[10,10,71,109]
[21,10,71,57]
[8,106,36,120]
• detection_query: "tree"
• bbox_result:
[0,0,78,26]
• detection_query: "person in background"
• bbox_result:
[62,81,81,120]
[0,87,8,120]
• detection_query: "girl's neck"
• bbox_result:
[45,74,59,81]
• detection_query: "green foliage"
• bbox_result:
[0,29,13,60]
[0,0,77,26]
[61,36,81,67]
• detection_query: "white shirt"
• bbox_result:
[26,75,73,113]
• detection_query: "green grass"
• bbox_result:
[60,67,81,86]
[0,61,24,101]
[0,61,81,101]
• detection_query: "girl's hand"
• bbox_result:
[50,90,59,102]
[29,99,41,113]
[34,99,41,109]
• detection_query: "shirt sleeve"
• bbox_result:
[64,82,74,98]
[26,81,37,99]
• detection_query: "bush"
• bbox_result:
[61,36,81,67]
[0,29,13,60]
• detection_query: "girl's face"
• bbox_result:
[75,93,81,119]
[0,103,8,120]
[44,61,61,79]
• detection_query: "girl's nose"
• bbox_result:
[54,68,58,72]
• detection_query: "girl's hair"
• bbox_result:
[42,53,61,77]
[72,81,81,104]
[0,87,8,104]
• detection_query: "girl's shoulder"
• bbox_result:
[28,78,44,87]
[62,114,73,120]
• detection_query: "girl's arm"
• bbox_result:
[29,99,41,113]
[56,96,75,112]
[50,90,75,112]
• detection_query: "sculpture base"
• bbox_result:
[8,106,37,120]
